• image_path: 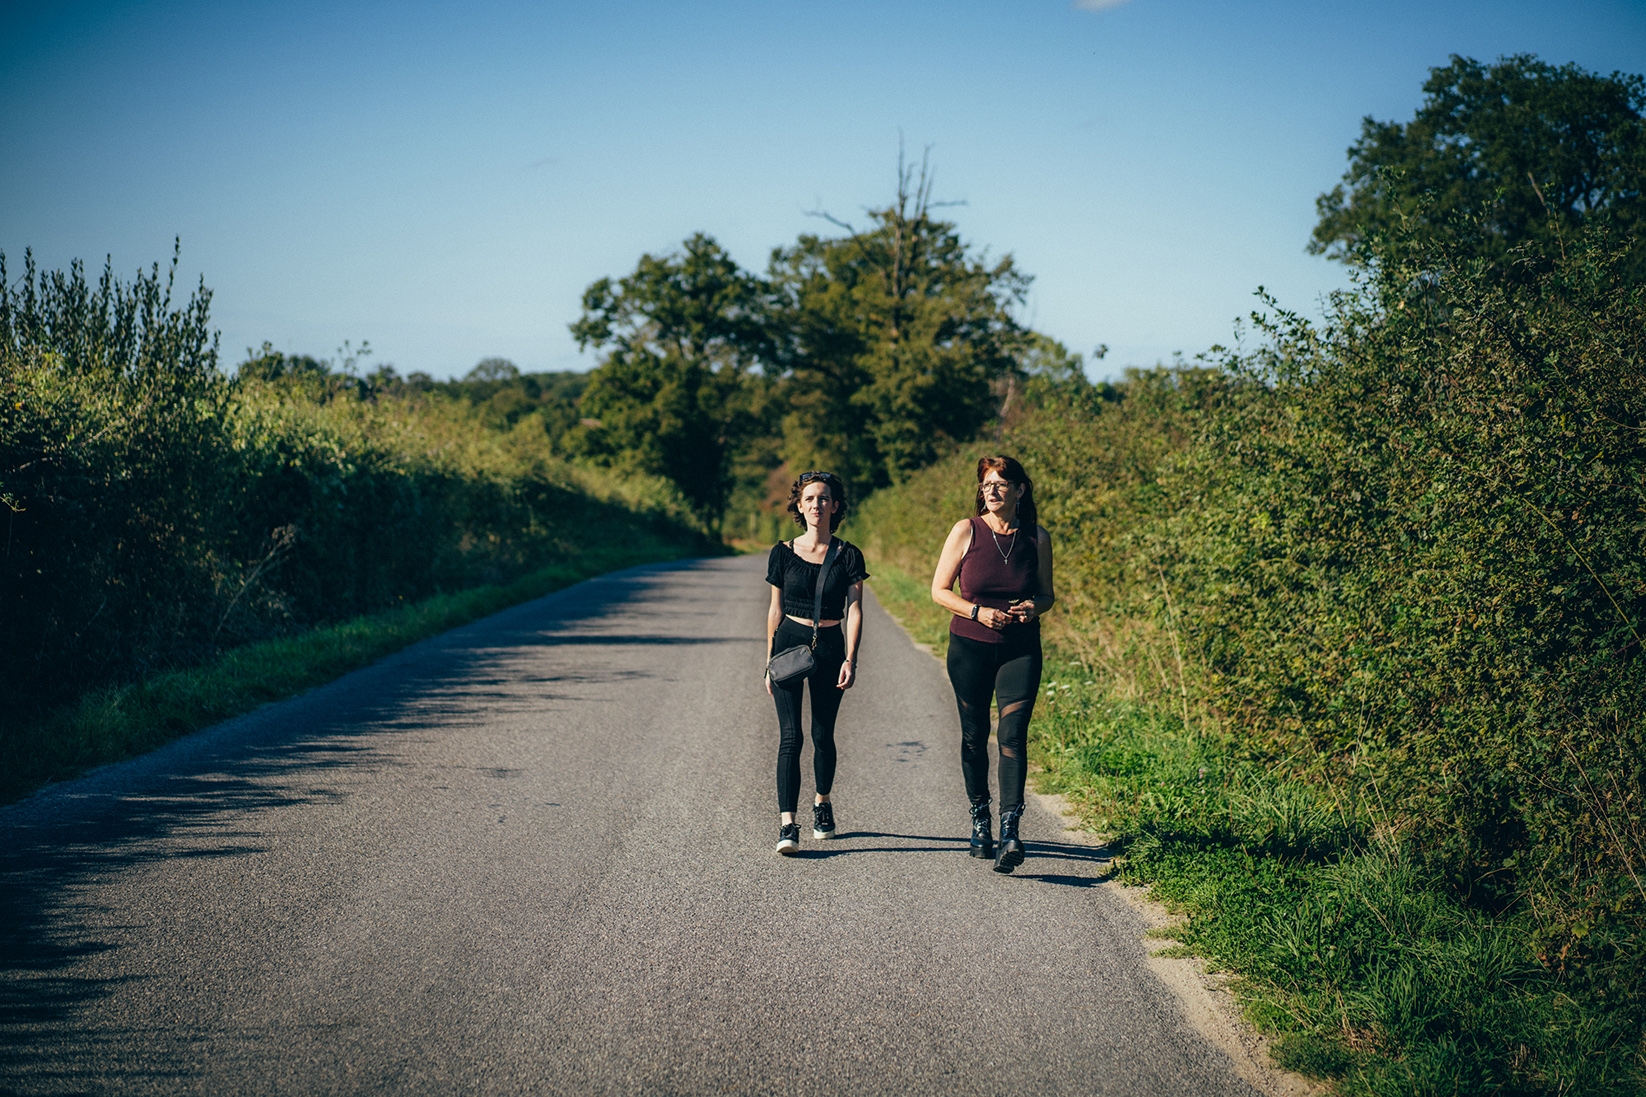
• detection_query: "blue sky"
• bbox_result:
[3,0,1642,380]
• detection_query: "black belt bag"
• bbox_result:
[766,539,839,685]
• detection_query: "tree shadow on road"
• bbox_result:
[791,834,1115,886]
[0,561,723,1089]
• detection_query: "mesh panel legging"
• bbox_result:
[771,618,847,814]
[946,629,1043,813]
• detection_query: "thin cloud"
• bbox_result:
[1072,0,1134,11]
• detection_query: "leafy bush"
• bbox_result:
[855,221,1646,1091]
[1181,227,1646,963]
[1,248,712,731]
[1,246,233,710]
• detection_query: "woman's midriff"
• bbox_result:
[786,614,842,626]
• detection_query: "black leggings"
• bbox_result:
[946,629,1043,814]
[771,619,847,814]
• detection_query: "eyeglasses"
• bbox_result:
[980,481,1015,495]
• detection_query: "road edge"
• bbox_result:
[871,587,1322,1097]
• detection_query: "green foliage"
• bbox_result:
[570,156,1043,536]
[570,232,772,529]
[1311,54,1646,280]
[1,248,711,737]
[0,538,694,804]
[1,243,233,713]
[1183,228,1646,955]
[855,218,1646,1092]
[1030,680,1646,1094]
[765,156,1032,489]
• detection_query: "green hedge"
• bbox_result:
[855,225,1645,1091]
[1,248,712,730]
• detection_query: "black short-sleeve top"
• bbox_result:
[766,538,870,620]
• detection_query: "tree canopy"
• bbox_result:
[765,160,1031,489]
[569,232,771,529]
[566,161,1054,528]
[1310,54,1646,276]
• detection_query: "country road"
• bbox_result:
[1,554,1260,1096]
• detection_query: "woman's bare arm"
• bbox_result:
[930,519,1010,631]
[764,584,784,695]
[837,581,863,689]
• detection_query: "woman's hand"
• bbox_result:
[836,661,857,690]
[1007,599,1038,623]
[765,669,773,696]
[977,606,1010,631]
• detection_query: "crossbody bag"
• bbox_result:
[766,538,839,685]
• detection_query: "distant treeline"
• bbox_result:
[560,159,1088,538]
[0,159,1079,727]
[0,248,711,725]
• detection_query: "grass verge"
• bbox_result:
[865,563,951,653]
[2,538,703,806]
[869,562,1646,1096]
[1035,686,1646,1096]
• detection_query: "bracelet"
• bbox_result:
[969,604,980,620]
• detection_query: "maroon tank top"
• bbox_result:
[950,516,1039,644]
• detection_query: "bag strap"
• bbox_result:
[809,539,840,650]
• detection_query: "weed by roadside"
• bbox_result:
[1035,676,1646,1097]
[1,538,699,806]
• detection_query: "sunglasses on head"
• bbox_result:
[798,470,837,484]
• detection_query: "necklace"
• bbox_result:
[990,524,1018,562]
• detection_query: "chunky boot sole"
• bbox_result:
[993,839,1025,873]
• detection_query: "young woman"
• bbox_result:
[930,456,1055,873]
[765,470,869,855]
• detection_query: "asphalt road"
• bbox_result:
[1,554,1259,1096]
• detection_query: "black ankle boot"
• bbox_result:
[969,802,994,859]
[994,805,1025,873]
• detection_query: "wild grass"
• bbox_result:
[1032,676,1645,1095]
[1,538,696,805]
[863,561,951,653]
[854,224,1646,1092]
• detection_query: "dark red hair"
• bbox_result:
[974,455,1037,531]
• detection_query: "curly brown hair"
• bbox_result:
[785,470,849,532]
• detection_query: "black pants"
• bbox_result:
[771,619,847,814]
[946,629,1043,814]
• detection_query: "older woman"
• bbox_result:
[930,456,1055,872]
[765,470,868,855]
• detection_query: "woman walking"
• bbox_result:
[930,456,1055,873]
[765,470,868,855]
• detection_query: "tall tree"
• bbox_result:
[569,233,770,529]
[766,154,1032,490]
[1310,54,1646,276]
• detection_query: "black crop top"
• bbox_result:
[766,539,870,620]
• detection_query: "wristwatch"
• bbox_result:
[969,604,980,620]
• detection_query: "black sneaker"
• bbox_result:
[812,801,837,840]
[775,822,801,855]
